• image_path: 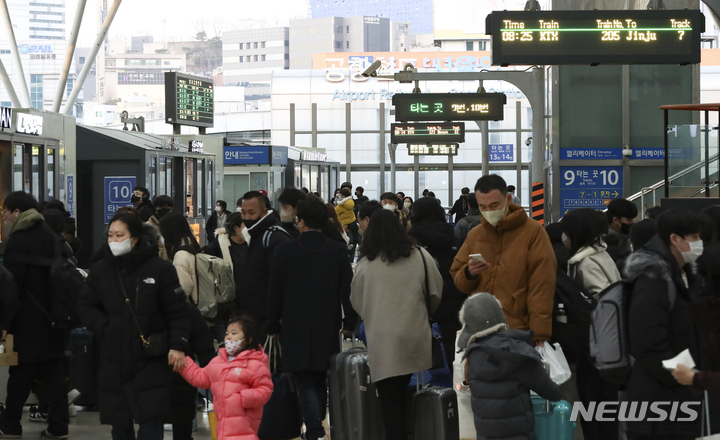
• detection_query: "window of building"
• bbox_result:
[260,41,265,48]
[117,71,165,85]
[239,57,243,63]
[31,75,43,109]
[346,41,349,49]
[479,41,487,50]
[96,111,102,117]
[335,41,341,49]
[260,54,265,61]
[466,41,473,51]
[239,43,244,50]
[247,42,251,48]
[30,35,63,40]
[254,55,258,61]
[346,26,349,33]
[79,57,85,64]
[66,77,73,98]
[335,25,342,33]
[30,27,63,32]
[0,50,9,54]
[254,42,258,49]
[246,56,251,62]
[164,61,170,65]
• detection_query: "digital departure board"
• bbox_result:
[486,10,704,66]
[391,122,465,144]
[408,144,459,156]
[392,93,506,122]
[165,72,214,128]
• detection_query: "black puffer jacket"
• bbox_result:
[76,237,190,425]
[623,235,701,438]
[464,329,562,440]
[409,221,465,323]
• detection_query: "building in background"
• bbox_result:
[222,27,289,97]
[309,0,432,34]
[131,35,154,53]
[103,52,186,104]
[289,16,410,70]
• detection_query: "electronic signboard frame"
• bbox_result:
[165,72,214,128]
[486,9,704,66]
[407,144,460,156]
[392,93,506,122]
[390,122,466,144]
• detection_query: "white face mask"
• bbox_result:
[109,238,133,257]
[482,205,507,227]
[680,239,704,264]
[404,202,412,209]
[215,206,222,212]
[280,210,294,223]
[383,203,396,212]
[561,232,572,249]
[225,338,245,357]
[241,227,251,244]
[160,236,165,247]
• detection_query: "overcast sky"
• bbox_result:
[68,0,310,47]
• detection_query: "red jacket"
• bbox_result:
[181,347,273,440]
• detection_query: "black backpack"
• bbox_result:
[11,237,87,330]
[551,270,598,358]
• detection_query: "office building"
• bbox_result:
[131,36,154,53]
[309,0,432,34]
[222,28,290,97]
[103,52,186,104]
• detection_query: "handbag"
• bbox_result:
[116,271,169,358]
[416,246,445,370]
[257,338,303,440]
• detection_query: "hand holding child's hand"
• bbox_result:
[169,350,186,373]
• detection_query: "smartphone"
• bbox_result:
[469,253,486,263]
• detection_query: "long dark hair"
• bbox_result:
[411,196,446,225]
[359,210,413,263]
[159,212,200,259]
[326,203,344,234]
[561,208,603,257]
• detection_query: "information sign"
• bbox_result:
[224,146,270,165]
[67,175,74,218]
[408,144,459,156]
[392,93,506,122]
[489,144,514,162]
[391,122,465,143]
[562,148,623,160]
[560,166,623,214]
[104,176,136,223]
[165,72,214,128]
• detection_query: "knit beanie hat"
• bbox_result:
[457,292,508,349]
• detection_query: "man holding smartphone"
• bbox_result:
[450,175,556,346]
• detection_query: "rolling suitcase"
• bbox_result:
[69,328,98,408]
[411,380,460,440]
[531,395,576,440]
[328,338,385,440]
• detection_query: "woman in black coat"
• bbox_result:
[409,196,465,367]
[77,213,190,440]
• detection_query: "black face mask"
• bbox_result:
[243,218,259,229]
[157,208,171,218]
[620,223,633,235]
[131,195,141,204]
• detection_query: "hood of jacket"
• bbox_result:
[457,292,509,349]
[247,210,280,238]
[463,329,540,380]
[218,346,267,363]
[215,227,228,237]
[482,203,527,233]
[568,242,608,265]
[466,207,481,218]
[8,208,44,236]
[623,234,680,284]
[409,221,455,251]
[337,196,353,206]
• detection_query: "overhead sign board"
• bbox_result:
[104,176,136,223]
[165,72,214,128]
[562,148,623,160]
[224,146,269,165]
[486,10,704,65]
[16,113,43,135]
[391,122,465,144]
[392,93,506,122]
[189,140,204,153]
[489,144,514,162]
[560,166,623,214]
[408,144,459,156]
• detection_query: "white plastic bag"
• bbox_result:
[536,342,572,385]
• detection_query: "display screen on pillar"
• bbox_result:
[391,122,465,143]
[164,72,214,128]
[486,9,704,65]
[407,144,459,156]
[392,93,506,122]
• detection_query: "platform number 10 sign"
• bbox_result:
[563,168,620,186]
[105,176,137,223]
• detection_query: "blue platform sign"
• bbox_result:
[560,166,623,215]
[66,175,74,218]
[632,147,694,160]
[489,144,514,162]
[562,148,623,160]
[104,176,136,223]
[224,146,270,165]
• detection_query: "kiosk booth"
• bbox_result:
[0,109,77,255]
[76,126,218,267]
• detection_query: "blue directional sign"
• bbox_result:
[560,166,623,215]
[631,147,694,160]
[562,148,622,160]
[104,176,136,223]
[489,144,514,162]
[66,175,74,218]
[224,146,270,165]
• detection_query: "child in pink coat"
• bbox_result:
[181,313,273,440]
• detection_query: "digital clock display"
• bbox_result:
[165,72,214,128]
[392,93,506,122]
[391,122,465,144]
[486,10,704,65]
[408,144,459,156]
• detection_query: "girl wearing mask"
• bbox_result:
[331,189,342,206]
[181,313,273,440]
[159,212,202,305]
[77,212,189,440]
[403,197,414,218]
[206,200,229,244]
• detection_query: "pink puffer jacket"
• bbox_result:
[181,347,273,440]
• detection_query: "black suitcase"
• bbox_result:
[412,383,460,440]
[69,328,98,408]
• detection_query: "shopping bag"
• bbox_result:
[208,410,218,440]
[536,343,572,385]
[257,338,303,440]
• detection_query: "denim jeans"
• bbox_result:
[293,370,328,440]
[111,417,163,440]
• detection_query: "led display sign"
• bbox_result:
[391,122,465,144]
[408,144,459,156]
[486,10,704,65]
[392,93,506,122]
[165,72,214,128]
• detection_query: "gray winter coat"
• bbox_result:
[454,208,482,247]
[567,242,621,297]
[464,329,563,440]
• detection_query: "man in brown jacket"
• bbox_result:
[450,175,556,345]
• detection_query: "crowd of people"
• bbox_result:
[3,173,720,440]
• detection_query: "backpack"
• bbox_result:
[262,225,292,248]
[589,280,676,384]
[194,253,235,320]
[11,237,87,330]
[552,270,597,358]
